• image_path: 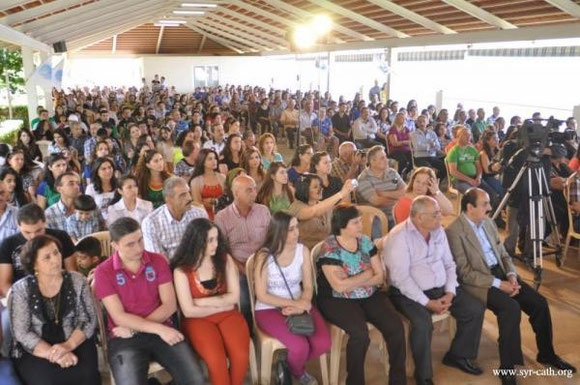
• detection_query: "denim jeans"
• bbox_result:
[108,332,204,385]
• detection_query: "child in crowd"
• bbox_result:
[75,236,104,278]
[65,194,105,243]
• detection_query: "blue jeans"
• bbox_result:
[0,359,20,385]
[483,175,505,196]
[108,332,204,385]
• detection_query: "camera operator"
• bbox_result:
[331,141,367,183]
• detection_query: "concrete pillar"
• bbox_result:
[436,90,443,111]
[385,47,394,102]
[38,51,54,115]
[574,105,580,135]
[21,46,38,125]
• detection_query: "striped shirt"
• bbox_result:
[142,204,208,260]
[356,167,405,208]
[65,211,105,241]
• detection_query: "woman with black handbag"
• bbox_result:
[8,234,100,385]
[254,211,331,385]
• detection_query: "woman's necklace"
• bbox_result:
[49,292,62,324]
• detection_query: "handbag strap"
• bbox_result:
[270,252,295,301]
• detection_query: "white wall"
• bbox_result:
[63,57,143,89]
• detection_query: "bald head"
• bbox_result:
[338,141,356,160]
[410,195,437,218]
[232,174,257,207]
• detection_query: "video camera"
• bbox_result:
[519,116,575,160]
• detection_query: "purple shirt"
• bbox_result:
[94,250,173,335]
[388,126,411,153]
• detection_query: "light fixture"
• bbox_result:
[293,25,316,50]
[154,23,180,27]
[157,20,187,24]
[173,10,205,15]
[310,14,332,36]
[181,3,217,7]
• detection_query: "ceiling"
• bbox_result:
[1,0,580,55]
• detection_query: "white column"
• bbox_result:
[386,47,395,101]
[574,105,580,135]
[21,46,39,125]
[436,90,444,111]
[38,51,54,115]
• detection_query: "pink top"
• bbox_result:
[394,195,413,224]
[94,250,173,336]
[569,157,579,172]
[388,126,411,153]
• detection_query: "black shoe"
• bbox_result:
[538,355,577,373]
[500,374,517,385]
[442,352,483,375]
[415,379,434,385]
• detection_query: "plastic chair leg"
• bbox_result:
[249,339,258,385]
[329,327,345,385]
[562,233,571,266]
[319,353,329,385]
[260,341,275,385]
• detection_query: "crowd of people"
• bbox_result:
[0,76,578,385]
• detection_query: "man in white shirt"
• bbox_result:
[142,177,208,260]
[202,124,226,155]
[352,107,381,149]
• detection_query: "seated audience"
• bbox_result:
[317,204,405,385]
[48,128,74,155]
[388,112,413,179]
[254,211,331,385]
[142,176,208,260]
[446,189,576,385]
[352,107,380,149]
[172,218,250,385]
[215,175,271,326]
[220,133,243,173]
[386,196,487,385]
[135,150,171,210]
[548,144,573,238]
[313,107,339,157]
[15,128,42,167]
[5,149,35,201]
[74,236,103,278]
[330,142,366,183]
[0,168,29,208]
[258,133,283,171]
[241,147,265,190]
[190,148,225,220]
[0,180,19,240]
[393,167,453,224]
[45,172,82,232]
[202,124,226,155]
[174,140,199,179]
[36,154,68,210]
[288,145,314,186]
[356,145,406,230]
[568,171,580,232]
[94,217,204,385]
[479,130,505,197]
[256,161,294,214]
[85,157,117,220]
[289,174,355,250]
[106,175,154,226]
[411,115,446,179]
[65,195,105,243]
[214,168,246,214]
[9,234,100,385]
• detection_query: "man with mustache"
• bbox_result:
[142,176,208,260]
[446,188,576,385]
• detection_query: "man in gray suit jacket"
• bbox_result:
[446,188,576,385]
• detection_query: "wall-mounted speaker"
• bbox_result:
[53,41,67,53]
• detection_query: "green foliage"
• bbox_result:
[0,126,20,146]
[0,49,25,94]
[0,105,29,129]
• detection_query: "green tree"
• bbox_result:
[0,48,24,94]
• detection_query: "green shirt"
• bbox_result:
[447,145,479,180]
[268,194,291,214]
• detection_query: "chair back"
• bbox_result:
[565,172,577,234]
[81,231,112,257]
[309,241,325,294]
[245,253,258,326]
[356,205,389,238]
[444,158,459,196]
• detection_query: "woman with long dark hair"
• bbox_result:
[172,218,249,385]
[479,130,505,196]
[310,151,345,201]
[254,211,331,385]
[9,234,100,385]
[220,133,243,173]
[0,167,29,207]
[240,147,265,190]
[134,150,171,209]
[16,128,43,166]
[190,148,225,220]
[288,144,313,186]
[85,157,118,219]
[256,161,294,214]
[36,153,68,209]
[6,149,36,200]
[48,129,73,155]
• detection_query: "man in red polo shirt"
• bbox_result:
[94,217,203,385]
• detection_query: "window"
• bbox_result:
[193,66,219,88]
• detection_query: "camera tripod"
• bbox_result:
[492,157,563,290]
